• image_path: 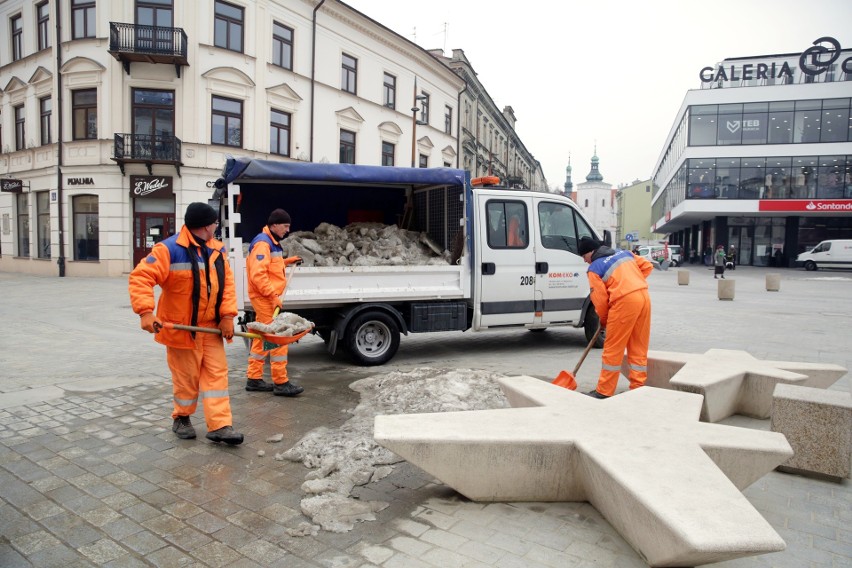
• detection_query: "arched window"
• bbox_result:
[73,195,99,260]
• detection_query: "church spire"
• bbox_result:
[563,153,573,194]
[585,147,603,182]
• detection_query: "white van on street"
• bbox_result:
[796,240,852,271]
[636,244,682,267]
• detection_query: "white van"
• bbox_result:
[796,240,852,271]
[636,244,682,267]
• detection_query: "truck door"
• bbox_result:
[475,196,536,327]
[533,199,593,323]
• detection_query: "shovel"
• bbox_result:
[161,322,310,346]
[552,325,602,390]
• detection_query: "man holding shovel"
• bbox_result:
[245,209,304,396]
[578,236,654,399]
[129,202,244,445]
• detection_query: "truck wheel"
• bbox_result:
[344,312,400,366]
[804,260,817,271]
[584,310,605,348]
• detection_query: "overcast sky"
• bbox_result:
[343,0,852,190]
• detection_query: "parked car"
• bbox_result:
[636,244,682,266]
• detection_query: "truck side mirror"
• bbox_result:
[602,230,612,247]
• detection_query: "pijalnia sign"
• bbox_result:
[1,178,24,193]
[700,36,851,84]
[758,200,852,212]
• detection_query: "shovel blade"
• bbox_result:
[552,370,577,390]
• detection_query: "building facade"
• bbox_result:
[0,0,473,277]
[571,151,617,239]
[615,179,656,249]
[650,36,852,267]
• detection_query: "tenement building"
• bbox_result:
[0,1,542,277]
[650,36,852,267]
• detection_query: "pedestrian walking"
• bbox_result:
[245,209,305,396]
[578,236,654,399]
[128,202,244,445]
[714,245,727,279]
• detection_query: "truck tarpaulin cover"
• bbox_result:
[214,157,467,240]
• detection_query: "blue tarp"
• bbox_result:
[216,156,466,189]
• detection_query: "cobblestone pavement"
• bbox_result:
[0,266,850,567]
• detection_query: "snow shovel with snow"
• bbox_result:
[162,322,310,346]
[552,324,602,390]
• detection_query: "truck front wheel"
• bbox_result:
[344,311,400,366]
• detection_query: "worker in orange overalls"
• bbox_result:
[129,202,243,444]
[245,209,304,396]
[578,236,654,398]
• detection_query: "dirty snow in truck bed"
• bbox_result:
[276,367,509,534]
[245,222,453,267]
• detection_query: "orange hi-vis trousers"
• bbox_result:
[595,289,651,397]
[166,330,233,431]
[247,296,289,385]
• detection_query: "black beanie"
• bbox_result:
[578,236,602,256]
[184,202,218,228]
[268,209,291,225]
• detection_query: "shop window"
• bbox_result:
[17,193,30,257]
[790,157,818,199]
[339,130,355,164]
[211,95,242,147]
[765,158,791,199]
[71,0,95,39]
[793,100,821,143]
[820,99,850,143]
[767,101,794,144]
[72,89,97,140]
[816,156,845,199]
[272,21,293,69]
[36,191,50,259]
[738,158,765,199]
[716,104,743,146]
[73,195,99,261]
[269,109,290,156]
[214,0,243,52]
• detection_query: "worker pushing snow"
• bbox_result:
[578,237,654,399]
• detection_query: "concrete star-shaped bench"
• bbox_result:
[633,349,847,422]
[374,377,792,567]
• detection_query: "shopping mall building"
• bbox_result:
[650,36,852,267]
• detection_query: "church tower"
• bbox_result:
[574,147,616,238]
[563,154,573,196]
[586,145,604,182]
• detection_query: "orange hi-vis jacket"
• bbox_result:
[247,226,287,301]
[129,225,237,349]
[586,248,654,328]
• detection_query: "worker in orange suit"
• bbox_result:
[245,209,304,396]
[129,202,243,445]
[578,236,654,399]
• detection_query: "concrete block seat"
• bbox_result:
[771,383,852,481]
[627,349,847,422]
[375,377,792,567]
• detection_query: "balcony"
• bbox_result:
[112,133,183,176]
[108,22,189,77]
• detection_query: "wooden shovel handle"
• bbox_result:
[573,325,602,375]
[162,322,261,340]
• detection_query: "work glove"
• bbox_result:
[140,312,162,334]
[218,317,235,340]
[284,256,303,265]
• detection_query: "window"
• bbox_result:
[72,89,97,140]
[339,130,355,163]
[381,141,394,166]
[14,105,25,151]
[689,105,718,146]
[11,14,23,61]
[37,191,50,259]
[820,98,850,143]
[272,21,293,69]
[419,154,428,168]
[211,95,242,147]
[270,109,290,156]
[71,0,95,39]
[486,200,527,249]
[539,202,580,254]
[341,53,357,94]
[73,195,99,260]
[420,92,430,124]
[584,199,588,207]
[767,101,794,144]
[793,100,821,144]
[444,105,452,134]
[383,73,396,109]
[17,193,30,257]
[214,0,243,52]
[37,2,50,50]
[40,97,51,145]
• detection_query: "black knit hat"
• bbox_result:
[268,209,291,225]
[578,236,602,256]
[184,202,218,228]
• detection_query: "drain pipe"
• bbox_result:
[56,0,66,276]
[309,0,326,162]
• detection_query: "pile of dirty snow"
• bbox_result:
[246,312,313,336]
[277,368,509,533]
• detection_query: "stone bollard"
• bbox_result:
[678,270,690,286]
[766,273,781,292]
[717,279,735,300]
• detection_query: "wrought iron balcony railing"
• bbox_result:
[108,22,189,77]
[113,133,183,176]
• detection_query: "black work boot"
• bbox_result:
[246,378,273,392]
[273,381,304,397]
[206,425,244,445]
[584,390,610,399]
[172,416,196,439]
